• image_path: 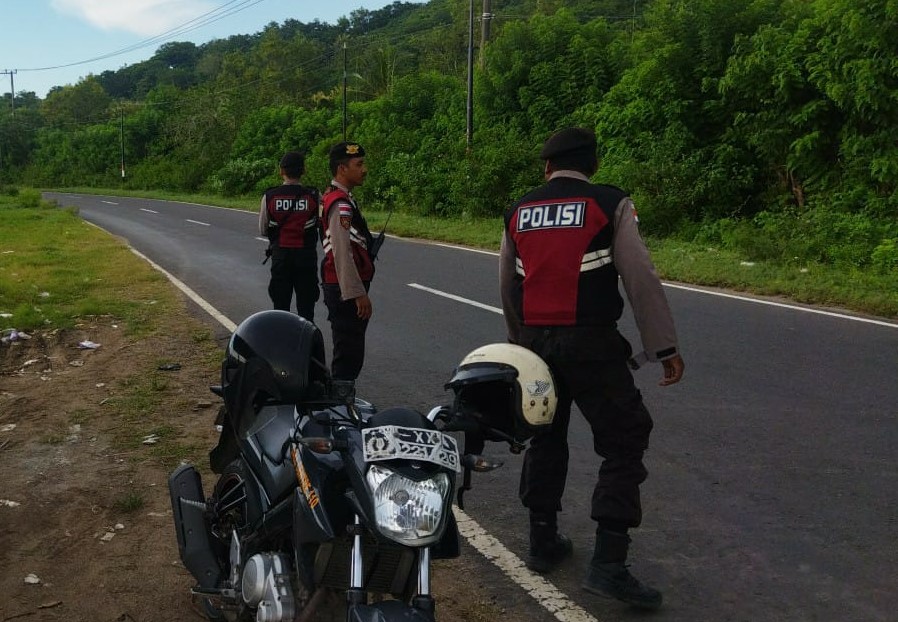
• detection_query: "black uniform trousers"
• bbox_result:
[517,325,654,530]
[322,282,370,381]
[268,247,319,322]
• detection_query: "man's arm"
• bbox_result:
[327,201,369,314]
[258,195,271,237]
[499,231,522,344]
[612,197,684,384]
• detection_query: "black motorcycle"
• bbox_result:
[169,310,557,622]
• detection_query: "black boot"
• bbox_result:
[582,529,662,610]
[526,511,573,574]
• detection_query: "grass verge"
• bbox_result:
[1,187,222,469]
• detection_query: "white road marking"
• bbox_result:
[101,200,118,205]
[454,507,598,622]
[410,275,897,329]
[140,208,159,214]
[432,241,501,256]
[127,248,237,333]
[662,282,898,328]
[255,237,268,243]
[408,283,503,315]
[186,219,211,227]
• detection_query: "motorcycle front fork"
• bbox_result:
[345,515,434,612]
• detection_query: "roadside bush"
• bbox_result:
[208,158,275,196]
[871,238,898,273]
[0,188,44,209]
[693,205,897,269]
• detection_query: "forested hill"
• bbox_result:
[1,0,895,273]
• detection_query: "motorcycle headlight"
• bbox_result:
[365,464,451,545]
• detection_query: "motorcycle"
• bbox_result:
[169,310,557,622]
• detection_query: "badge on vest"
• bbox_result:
[517,201,585,231]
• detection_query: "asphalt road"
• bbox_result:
[47,192,898,622]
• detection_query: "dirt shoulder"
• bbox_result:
[0,311,501,622]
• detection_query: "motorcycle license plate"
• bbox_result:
[362,426,460,472]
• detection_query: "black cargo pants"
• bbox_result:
[322,282,370,381]
[268,247,319,322]
[517,325,654,530]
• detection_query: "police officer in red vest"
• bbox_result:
[258,151,320,322]
[320,142,375,381]
[500,127,685,610]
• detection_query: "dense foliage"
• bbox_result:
[0,0,895,271]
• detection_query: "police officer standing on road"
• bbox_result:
[500,127,685,610]
[320,142,375,381]
[259,151,320,322]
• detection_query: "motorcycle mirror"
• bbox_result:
[462,453,504,473]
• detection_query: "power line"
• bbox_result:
[16,0,269,72]
[7,6,632,131]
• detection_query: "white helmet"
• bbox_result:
[446,343,557,442]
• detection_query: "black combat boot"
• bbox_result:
[582,528,662,610]
[526,511,573,574]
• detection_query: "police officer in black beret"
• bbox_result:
[500,127,686,610]
[319,142,376,381]
[259,151,320,321]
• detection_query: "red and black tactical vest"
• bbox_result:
[264,185,319,249]
[505,177,626,326]
[320,186,375,284]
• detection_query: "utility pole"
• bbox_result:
[1,70,16,116]
[120,106,126,180]
[466,0,474,150]
[479,0,493,68]
[342,41,348,141]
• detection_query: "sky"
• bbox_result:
[0,0,428,99]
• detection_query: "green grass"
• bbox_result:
[0,190,179,333]
[113,490,146,513]
[36,185,898,319]
[98,368,211,468]
[41,430,66,445]
[68,409,94,425]
[2,188,220,470]
[647,239,898,318]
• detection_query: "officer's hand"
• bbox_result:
[355,294,372,320]
[659,354,685,386]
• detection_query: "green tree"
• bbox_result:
[479,10,617,136]
[803,0,898,215]
[592,0,781,232]
[41,77,112,129]
[718,0,832,212]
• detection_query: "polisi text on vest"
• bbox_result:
[517,201,586,231]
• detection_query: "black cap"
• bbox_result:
[539,127,597,161]
[279,151,305,173]
[329,142,366,162]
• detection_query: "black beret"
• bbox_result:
[329,141,366,162]
[539,127,597,161]
[279,151,305,171]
